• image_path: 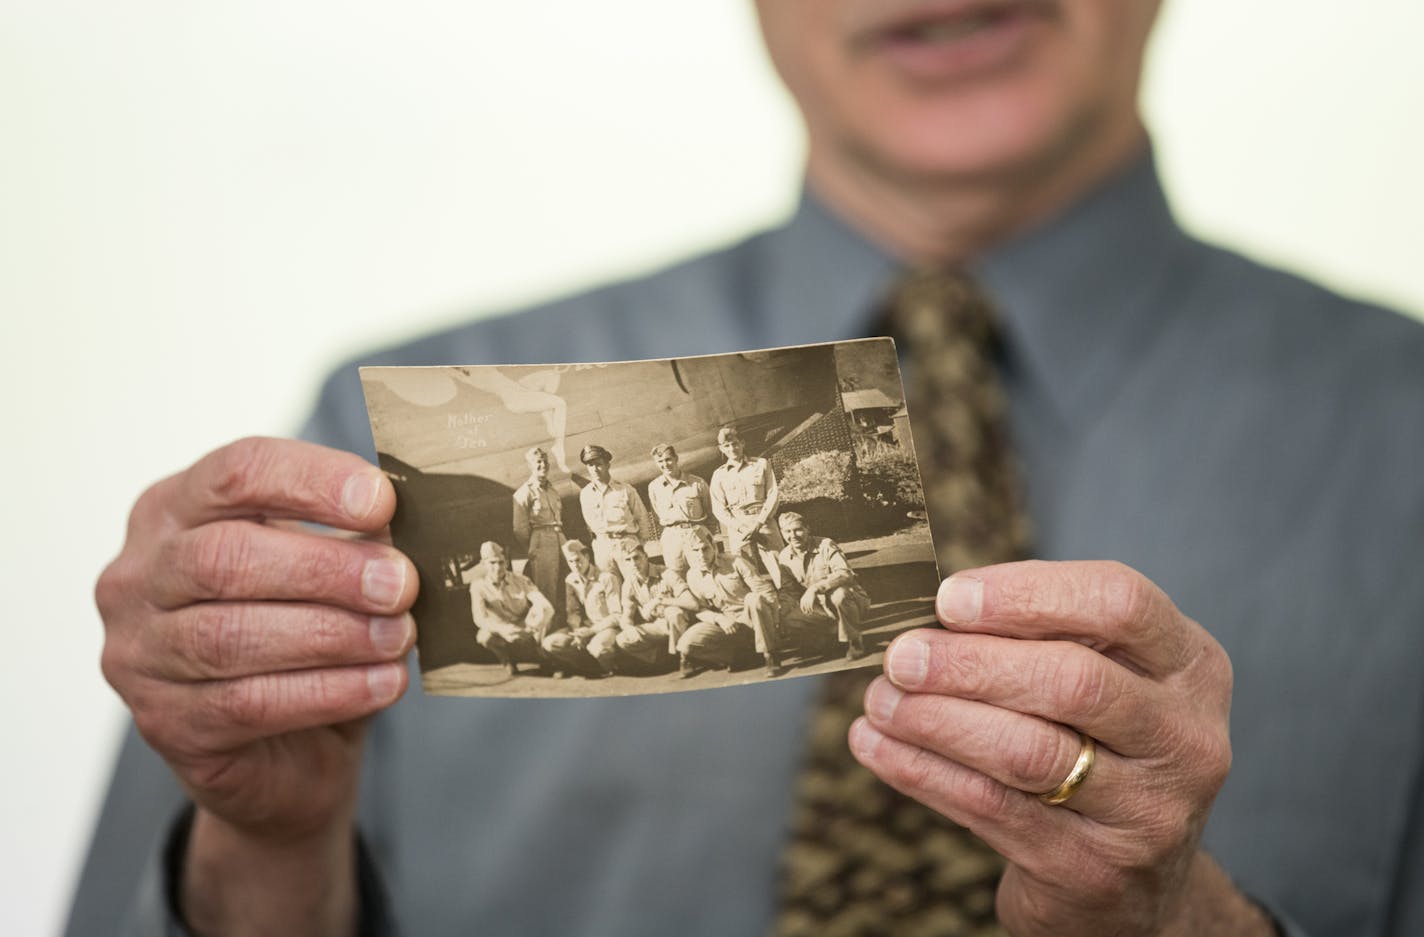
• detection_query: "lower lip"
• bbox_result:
[869,7,1044,83]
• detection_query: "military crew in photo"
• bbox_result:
[549,539,623,677]
[645,442,713,572]
[510,446,564,610]
[577,443,654,575]
[614,541,685,667]
[468,541,554,676]
[709,426,782,554]
[775,511,871,661]
[668,524,786,678]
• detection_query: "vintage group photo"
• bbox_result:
[361,338,941,698]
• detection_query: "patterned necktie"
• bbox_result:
[773,269,1032,937]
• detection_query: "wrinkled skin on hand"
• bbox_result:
[850,560,1265,936]
[96,437,418,842]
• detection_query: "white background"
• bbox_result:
[3,2,1421,933]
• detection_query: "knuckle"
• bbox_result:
[126,481,169,538]
[959,768,1014,817]
[1004,723,1070,790]
[188,523,255,599]
[888,745,947,794]
[304,609,350,657]
[216,677,272,730]
[126,684,173,748]
[99,635,134,692]
[188,606,248,676]
[1186,724,1233,791]
[208,437,277,506]
[1079,854,1131,905]
[94,559,130,618]
[937,640,990,696]
[1099,561,1156,637]
[1037,650,1113,720]
[293,540,350,594]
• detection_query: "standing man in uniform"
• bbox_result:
[576,444,654,574]
[468,541,555,677]
[646,442,713,572]
[709,426,783,554]
[510,446,564,612]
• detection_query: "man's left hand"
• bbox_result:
[852,560,1269,936]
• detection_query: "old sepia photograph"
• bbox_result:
[361,338,940,698]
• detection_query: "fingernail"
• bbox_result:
[887,634,929,688]
[367,662,403,702]
[342,472,382,520]
[939,574,983,623]
[362,558,407,608]
[865,678,903,723]
[369,614,413,655]
[849,717,885,760]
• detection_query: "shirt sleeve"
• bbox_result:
[64,726,398,937]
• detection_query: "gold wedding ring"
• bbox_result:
[1039,732,1096,806]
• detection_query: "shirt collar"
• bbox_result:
[973,149,1192,428]
[762,149,1191,432]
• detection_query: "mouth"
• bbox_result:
[855,0,1056,81]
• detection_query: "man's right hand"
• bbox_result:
[95,437,418,934]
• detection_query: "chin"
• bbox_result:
[832,62,1100,184]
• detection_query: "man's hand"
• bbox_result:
[798,587,819,616]
[850,560,1271,936]
[95,437,418,935]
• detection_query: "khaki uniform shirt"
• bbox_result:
[512,478,562,546]
[579,479,653,540]
[470,571,545,641]
[647,473,711,528]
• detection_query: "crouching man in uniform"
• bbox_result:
[469,541,554,676]
[775,512,871,661]
[667,525,786,678]
[614,541,685,669]
[552,539,623,677]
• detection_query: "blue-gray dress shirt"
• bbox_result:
[67,153,1424,937]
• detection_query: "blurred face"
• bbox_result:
[529,453,549,480]
[719,438,745,463]
[689,536,718,571]
[654,450,680,477]
[482,554,508,582]
[570,550,591,576]
[780,517,810,551]
[630,549,651,577]
[756,0,1160,187]
[586,458,612,485]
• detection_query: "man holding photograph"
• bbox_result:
[73,1,1424,936]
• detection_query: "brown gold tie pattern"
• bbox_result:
[772,269,1032,937]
